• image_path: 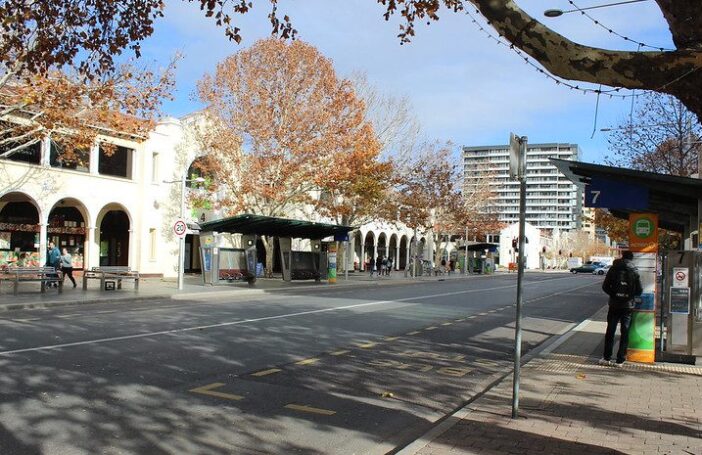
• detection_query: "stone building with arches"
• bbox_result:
[0,117,196,276]
[1,115,439,277]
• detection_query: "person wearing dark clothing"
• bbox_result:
[375,255,383,277]
[46,242,61,287]
[600,251,643,367]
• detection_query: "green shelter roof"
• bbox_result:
[198,214,354,240]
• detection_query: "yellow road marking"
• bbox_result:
[384,336,400,341]
[330,349,350,356]
[441,322,453,326]
[189,383,243,401]
[296,358,320,365]
[356,341,377,349]
[437,366,471,377]
[285,404,336,416]
[407,331,421,335]
[425,326,437,331]
[251,368,281,377]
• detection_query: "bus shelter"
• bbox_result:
[552,158,702,361]
[197,214,353,285]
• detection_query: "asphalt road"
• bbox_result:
[0,273,605,455]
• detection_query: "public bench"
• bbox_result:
[0,266,63,295]
[82,266,140,291]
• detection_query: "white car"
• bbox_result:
[592,265,610,276]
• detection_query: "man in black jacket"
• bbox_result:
[600,251,643,367]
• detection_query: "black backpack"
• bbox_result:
[612,269,633,301]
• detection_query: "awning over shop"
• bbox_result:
[198,214,354,240]
[551,158,702,233]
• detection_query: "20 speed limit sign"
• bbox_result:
[173,219,188,239]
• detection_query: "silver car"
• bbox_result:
[592,265,611,275]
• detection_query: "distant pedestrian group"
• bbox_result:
[369,255,393,276]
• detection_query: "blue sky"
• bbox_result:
[139,0,673,164]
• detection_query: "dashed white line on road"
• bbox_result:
[0,277,596,356]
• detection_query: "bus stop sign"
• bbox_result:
[585,177,648,209]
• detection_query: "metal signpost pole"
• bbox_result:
[345,239,349,281]
[178,174,186,291]
[511,134,527,419]
[464,226,469,275]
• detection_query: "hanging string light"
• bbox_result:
[461,4,692,100]
[566,0,672,52]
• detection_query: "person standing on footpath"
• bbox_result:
[600,251,642,367]
[46,241,61,287]
[60,248,77,288]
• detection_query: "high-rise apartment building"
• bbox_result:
[463,143,583,232]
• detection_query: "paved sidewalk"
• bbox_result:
[406,306,702,455]
[0,270,500,311]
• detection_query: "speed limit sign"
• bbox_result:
[173,218,188,239]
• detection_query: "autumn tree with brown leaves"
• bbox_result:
[0,1,175,168]
[389,143,457,265]
[195,38,377,272]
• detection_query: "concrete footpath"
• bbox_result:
[0,270,495,311]
[401,306,702,455]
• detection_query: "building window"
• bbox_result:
[151,152,159,183]
[0,141,41,165]
[50,141,90,172]
[149,228,157,260]
[99,144,133,179]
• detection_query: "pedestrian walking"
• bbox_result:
[376,255,383,278]
[449,259,455,275]
[381,256,388,276]
[386,257,393,276]
[600,251,642,367]
[46,241,61,286]
[60,248,77,288]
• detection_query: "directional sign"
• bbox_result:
[173,218,188,239]
[585,177,648,209]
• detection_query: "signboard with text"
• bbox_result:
[585,177,648,209]
[627,213,658,364]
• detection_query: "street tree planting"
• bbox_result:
[195,38,375,272]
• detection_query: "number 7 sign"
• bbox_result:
[585,177,648,209]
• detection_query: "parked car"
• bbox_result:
[570,264,601,274]
[592,265,611,275]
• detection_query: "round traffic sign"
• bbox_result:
[675,271,686,282]
[173,219,187,238]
